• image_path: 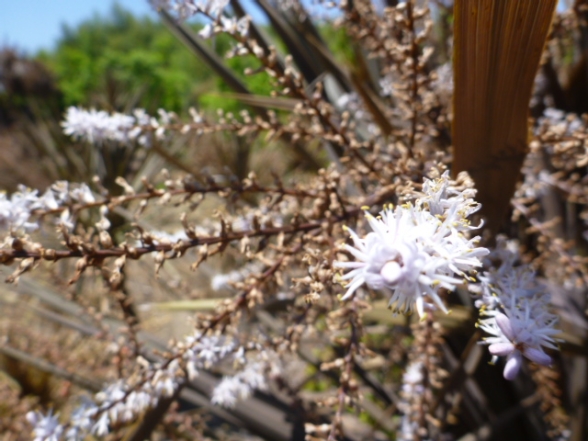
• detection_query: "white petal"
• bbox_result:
[341,277,365,300]
[489,342,515,357]
[495,312,515,341]
[503,351,523,380]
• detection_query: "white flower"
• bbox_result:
[70,183,95,204]
[152,360,180,398]
[335,173,489,318]
[26,410,63,441]
[379,74,395,97]
[473,238,561,380]
[0,185,40,233]
[421,171,481,232]
[397,414,419,441]
[336,199,487,317]
[199,23,214,38]
[397,362,425,441]
[479,301,559,380]
[124,389,153,418]
[183,334,236,379]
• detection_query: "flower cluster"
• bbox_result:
[27,411,63,441]
[0,186,43,234]
[211,361,268,407]
[210,346,281,408]
[7,0,579,439]
[335,171,489,317]
[199,14,249,40]
[0,182,94,235]
[26,333,280,440]
[475,241,560,380]
[27,361,182,441]
[61,106,182,146]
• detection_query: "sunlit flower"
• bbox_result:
[479,301,559,380]
[62,107,136,144]
[0,185,40,233]
[335,173,488,317]
[27,410,63,441]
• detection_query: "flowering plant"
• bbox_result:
[1,0,585,440]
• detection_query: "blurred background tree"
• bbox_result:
[35,4,266,113]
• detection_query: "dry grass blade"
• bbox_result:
[452,0,557,232]
[215,92,301,110]
[0,345,102,393]
[140,299,224,311]
[12,278,296,440]
[255,0,323,84]
[302,33,354,93]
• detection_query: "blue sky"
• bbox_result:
[1,1,158,55]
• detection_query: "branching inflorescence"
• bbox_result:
[0,0,579,440]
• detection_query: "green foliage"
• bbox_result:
[36,4,275,114]
[37,5,209,112]
[34,4,352,117]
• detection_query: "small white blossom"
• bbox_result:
[61,107,159,146]
[152,360,181,398]
[480,303,558,380]
[183,334,236,379]
[27,410,64,441]
[0,185,40,233]
[397,414,419,441]
[431,63,453,102]
[198,23,214,38]
[379,74,395,97]
[475,240,560,380]
[69,183,95,204]
[66,398,97,441]
[212,361,268,408]
[0,181,93,233]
